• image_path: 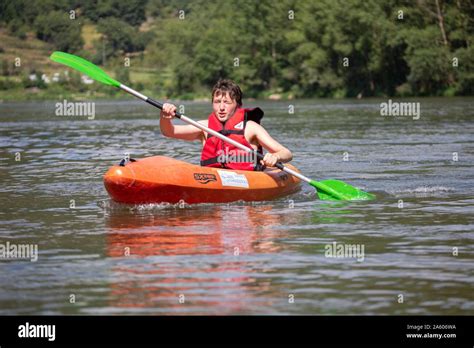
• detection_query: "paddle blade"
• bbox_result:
[310,179,375,201]
[50,51,121,88]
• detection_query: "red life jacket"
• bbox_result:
[200,107,264,171]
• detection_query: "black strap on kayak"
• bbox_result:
[119,158,137,166]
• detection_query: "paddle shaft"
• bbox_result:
[120,84,312,184]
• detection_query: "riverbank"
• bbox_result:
[0,86,463,103]
[0,87,290,102]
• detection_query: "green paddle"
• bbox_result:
[50,51,375,201]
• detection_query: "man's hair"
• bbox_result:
[211,79,242,106]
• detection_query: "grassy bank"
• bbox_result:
[0,85,214,102]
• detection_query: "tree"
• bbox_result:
[34,10,83,53]
[83,0,147,26]
[96,17,150,58]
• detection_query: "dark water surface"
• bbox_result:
[0,98,473,314]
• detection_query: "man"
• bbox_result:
[160,79,292,170]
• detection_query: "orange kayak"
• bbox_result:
[103,156,301,204]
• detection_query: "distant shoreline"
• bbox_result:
[1,88,470,103]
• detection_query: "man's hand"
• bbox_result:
[260,153,280,167]
[160,103,176,119]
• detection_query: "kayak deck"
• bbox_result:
[104,156,301,204]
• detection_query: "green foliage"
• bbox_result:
[95,18,150,59]
[1,0,473,98]
[21,72,47,89]
[2,59,11,76]
[7,18,28,39]
[34,10,83,53]
[0,78,19,90]
[115,67,130,85]
[146,0,193,19]
[452,46,474,95]
[83,0,147,26]
[2,0,76,28]
[151,0,473,98]
[402,27,449,95]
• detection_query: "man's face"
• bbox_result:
[212,91,238,122]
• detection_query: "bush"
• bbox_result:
[2,59,10,76]
[34,11,83,53]
[115,67,130,85]
[0,78,18,90]
[7,18,27,39]
[452,46,474,95]
[15,27,27,40]
[83,0,147,26]
[59,70,87,92]
[96,18,149,58]
[22,72,47,89]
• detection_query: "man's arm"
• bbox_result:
[246,121,293,167]
[160,103,207,142]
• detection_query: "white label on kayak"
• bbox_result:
[217,170,249,188]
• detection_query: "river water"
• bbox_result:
[0,98,473,315]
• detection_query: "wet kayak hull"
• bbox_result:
[103,156,301,204]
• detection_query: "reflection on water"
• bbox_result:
[310,202,355,224]
[104,205,288,314]
[107,205,284,255]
